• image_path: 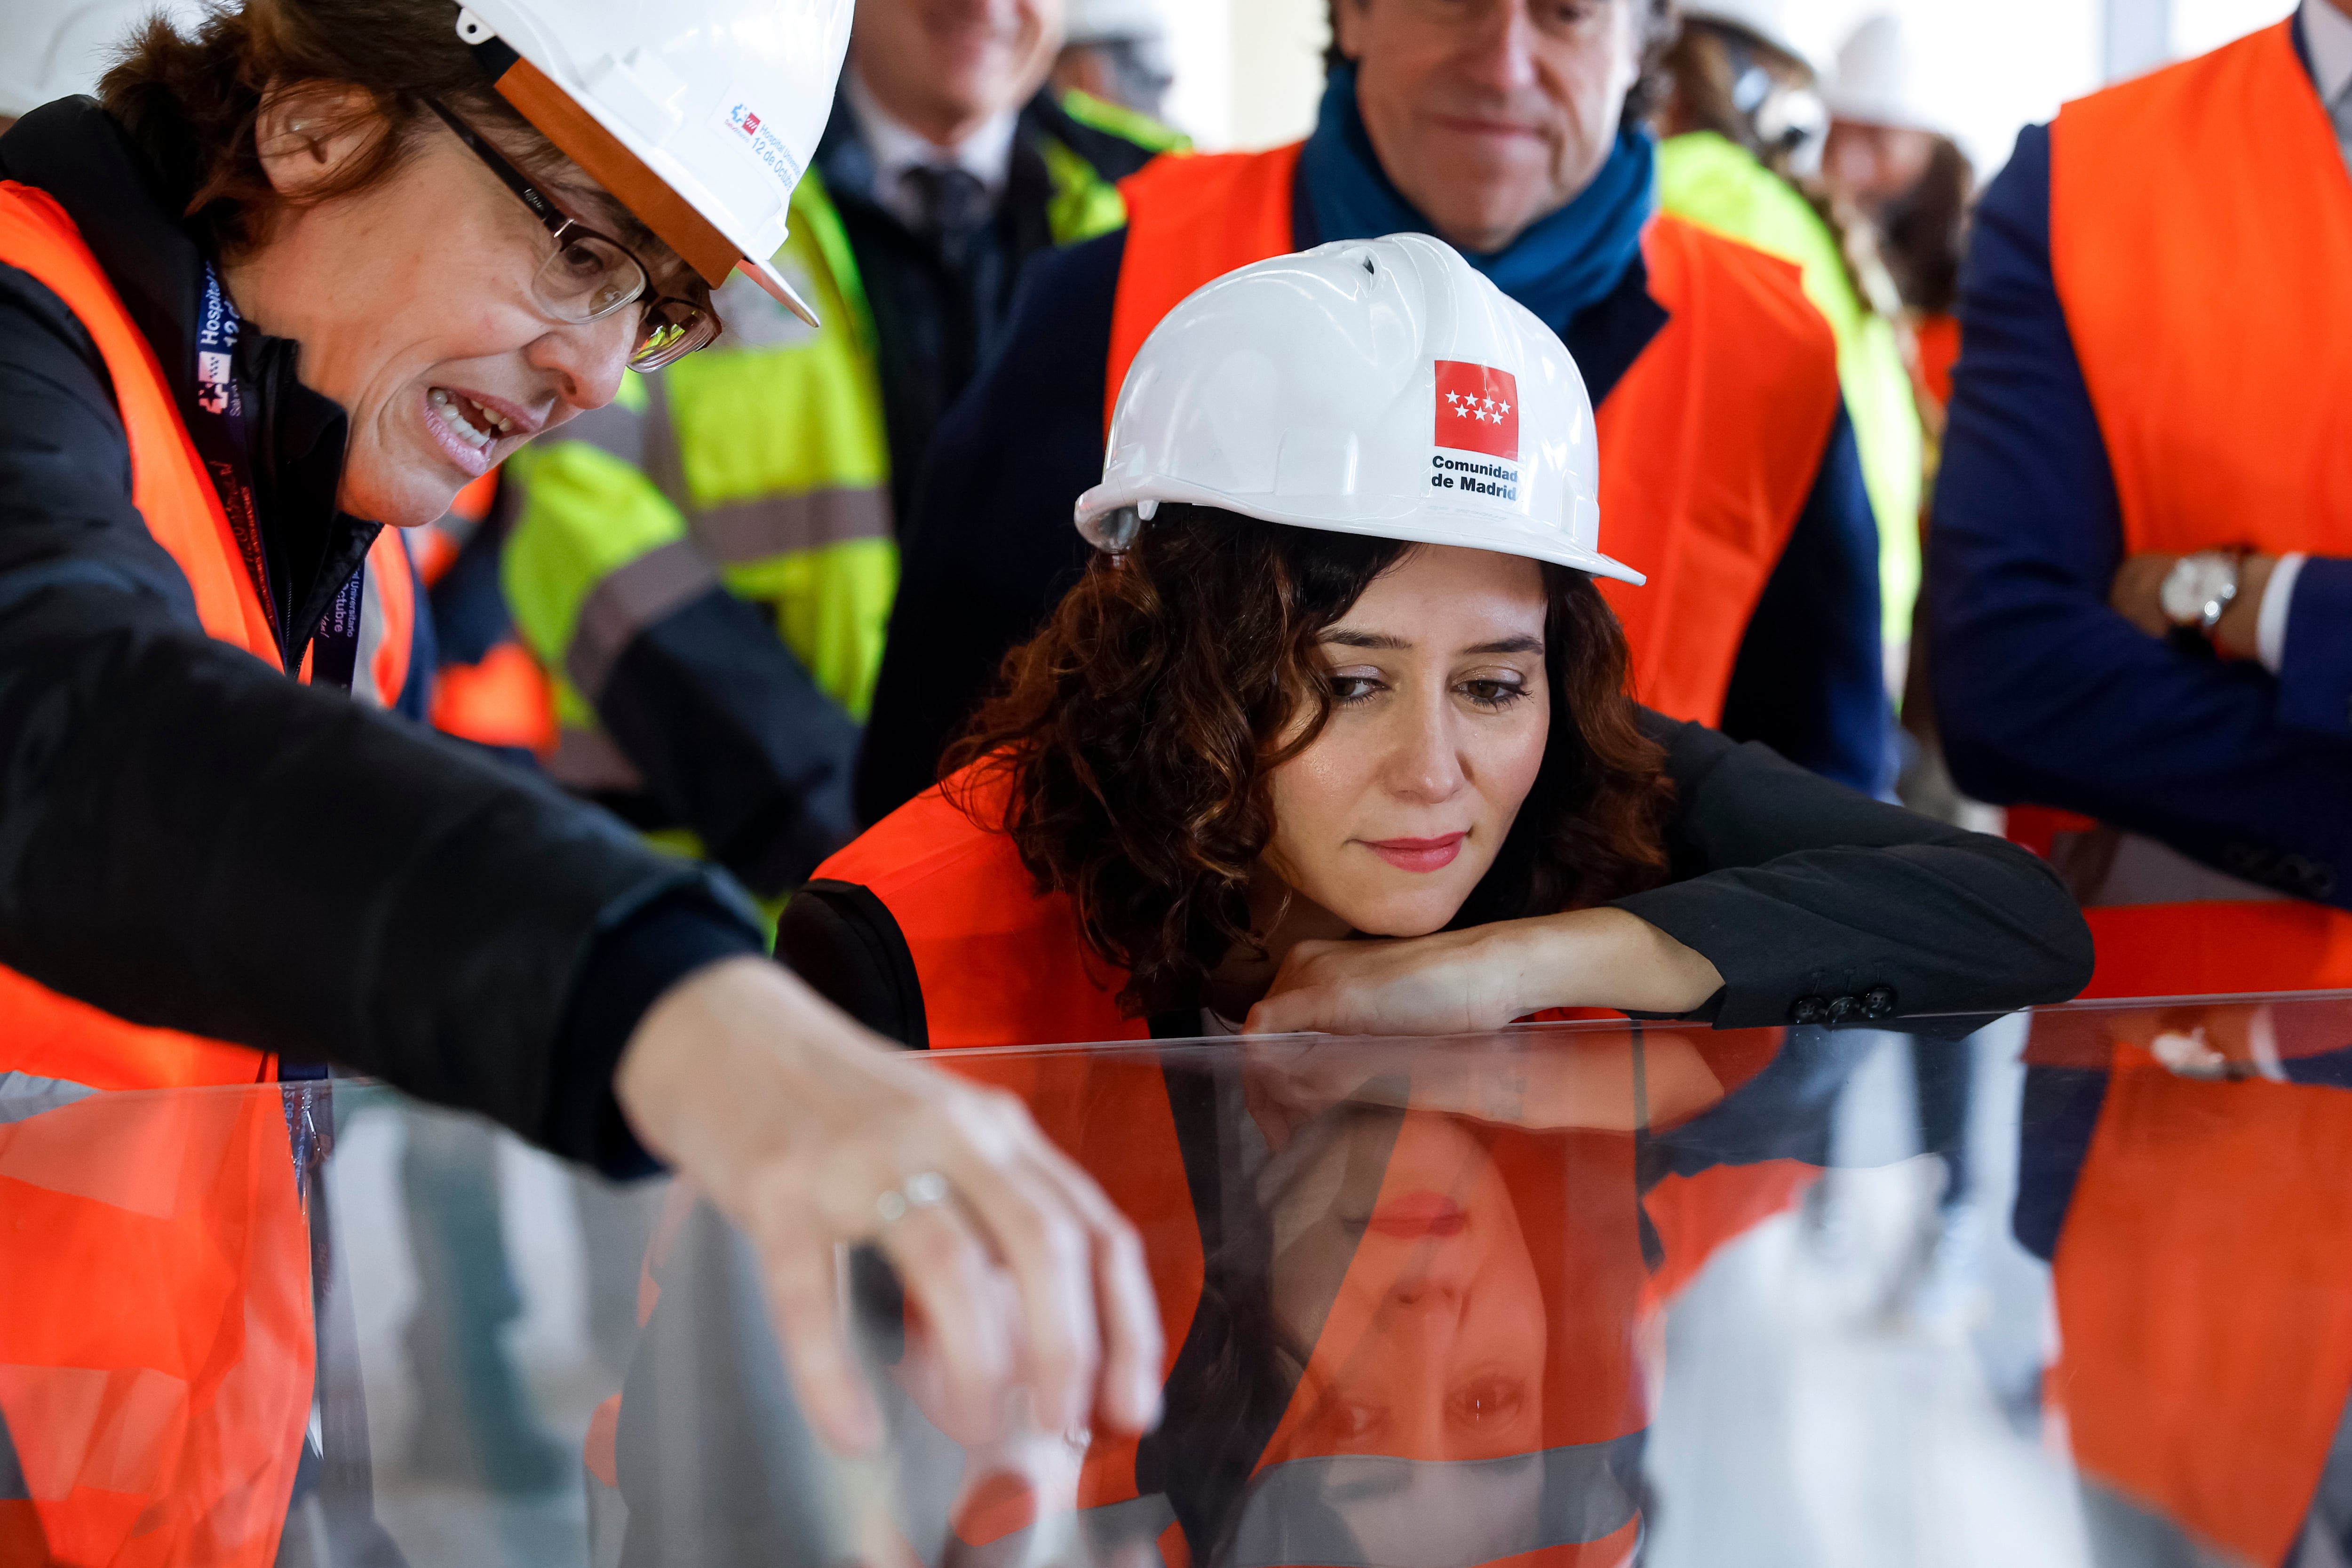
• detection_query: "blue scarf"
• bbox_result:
[1297,64,1658,335]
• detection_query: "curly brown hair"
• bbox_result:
[946,506,1674,1017]
[98,0,674,274]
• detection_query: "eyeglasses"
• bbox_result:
[423,97,721,372]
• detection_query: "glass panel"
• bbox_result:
[6,993,2352,1564]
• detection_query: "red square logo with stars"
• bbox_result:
[1434,360,1519,461]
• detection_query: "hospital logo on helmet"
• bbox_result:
[1431,360,1521,502]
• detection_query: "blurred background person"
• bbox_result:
[481,0,1185,913]
[859,0,1896,824]
[1931,0,2352,1002]
[1822,12,1974,425]
[1653,0,1923,724]
[1051,0,1175,120]
[1808,11,1986,1321]
[1821,9,1976,825]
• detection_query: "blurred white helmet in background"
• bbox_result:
[0,0,205,119]
[1077,233,1640,586]
[1825,13,1942,134]
[1064,0,1168,47]
[453,0,851,325]
[1680,0,1828,79]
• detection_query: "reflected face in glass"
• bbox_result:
[1267,1110,1548,1462]
[1264,544,1550,939]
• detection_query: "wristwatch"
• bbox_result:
[2159,549,2244,638]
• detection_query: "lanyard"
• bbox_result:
[186,265,364,692]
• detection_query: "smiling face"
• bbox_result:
[1337,0,1645,255]
[1263,544,1551,939]
[852,0,1065,147]
[223,90,657,527]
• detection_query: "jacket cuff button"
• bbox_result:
[1862,985,1898,1019]
[1789,995,1828,1025]
[1826,994,1862,1025]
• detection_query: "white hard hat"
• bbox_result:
[1681,0,1826,79]
[0,0,205,119]
[1824,13,1939,134]
[1064,0,1168,46]
[1076,234,1640,586]
[453,0,850,326]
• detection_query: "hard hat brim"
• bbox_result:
[741,256,822,328]
[485,49,811,321]
[1074,479,1646,588]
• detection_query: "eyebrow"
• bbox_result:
[1319,631,1545,655]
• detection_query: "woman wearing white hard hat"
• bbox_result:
[0,0,1161,1535]
[782,235,2088,1053]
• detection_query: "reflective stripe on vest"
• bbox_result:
[2049,1048,2352,1564]
[507,116,1160,781]
[1104,147,1840,727]
[2021,22,2352,995]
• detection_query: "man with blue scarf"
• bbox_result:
[856,0,1886,823]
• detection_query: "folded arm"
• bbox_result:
[1927,123,2352,905]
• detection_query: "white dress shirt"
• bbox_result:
[2243,1,2352,671]
[2304,0,2352,129]
[842,64,1018,233]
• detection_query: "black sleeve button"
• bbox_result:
[1862,985,1898,1019]
[1789,995,1828,1025]
[1826,994,1862,1025]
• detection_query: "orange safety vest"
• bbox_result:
[806,767,1821,1562]
[2018,21,2352,997]
[0,180,416,1088]
[0,180,428,1564]
[1103,146,1843,728]
[2045,1045,2352,1563]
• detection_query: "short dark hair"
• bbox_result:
[1324,0,1683,126]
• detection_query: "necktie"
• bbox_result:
[901,164,990,263]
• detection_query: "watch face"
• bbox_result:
[2160,554,2236,628]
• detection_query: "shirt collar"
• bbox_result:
[2303,0,2352,106]
[842,64,1019,228]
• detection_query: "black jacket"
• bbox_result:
[0,101,763,1172]
[787,713,2093,1043]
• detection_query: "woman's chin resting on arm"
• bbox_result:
[780,507,2091,1065]
[1241,907,1725,1037]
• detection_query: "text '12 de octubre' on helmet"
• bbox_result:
[1075,231,1642,586]
[451,0,850,326]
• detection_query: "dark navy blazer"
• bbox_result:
[1928,107,2352,909]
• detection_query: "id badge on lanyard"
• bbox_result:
[187,264,364,692]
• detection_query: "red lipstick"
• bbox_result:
[1367,1193,1468,1239]
[1363,832,1465,873]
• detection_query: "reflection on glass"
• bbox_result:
[19,999,2352,1564]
